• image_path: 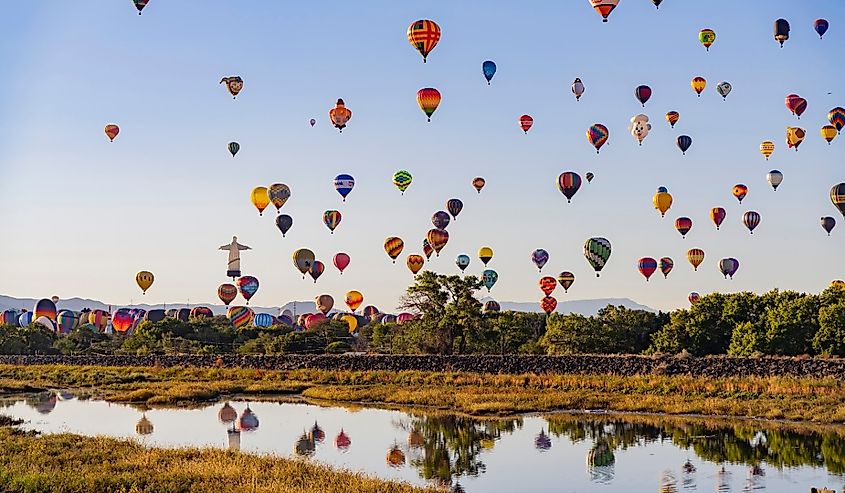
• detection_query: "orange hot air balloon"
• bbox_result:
[691,77,707,97]
[589,0,620,23]
[665,111,679,128]
[519,115,534,133]
[406,254,425,275]
[104,124,120,142]
[345,291,364,312]
[732,184,748,203]
[472,177,486,193]
[329,99,352,133]
[687,248,705,271]
[250,186,270,216]
[539,276,557,296]
[417,88,441,122]
[384,237,405,263]
[407,20,441,63]
[426,229,449,256]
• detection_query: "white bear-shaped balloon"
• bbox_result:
[628,114,652,145]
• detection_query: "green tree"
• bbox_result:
[764,292,819,355]
[727,321,766,356]
[812,302,845,356]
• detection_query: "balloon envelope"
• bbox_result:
[407,20,441,62]
[482,60,496,84]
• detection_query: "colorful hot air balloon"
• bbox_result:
[585,172,594,183]
[55,310,78,334]
[478,246,494,266]
[760,141,774,160]
[456,254,470,272]
[309,261,325,283]
[329,99,352,132]
[446,199,463,219]
[557,172,582,203]
[584,237,611,277]
[774,18,790,47]
[227,306,254,329]
[558,272,575,292]
[687,248,705,271]
[815,19,829,39]
[112,310,133,333]
[393,170,413,194]
[688,292,700,304]
[407,20,441,63]
[540,296,557,315]
[345,291,364,312]
[251,186,270,216]
[482,60,497,85]
[417,88,441,122]
[482,269,498,291]
[572,78,585,101]
[785,94,807,118]
[333,252,350,274]
[665,111,679,129]
[658,257,674,279]
[292,249,315,278]
[676,135,692,155]
[133,0,149,15]
[588,0,620,22]
[743,211,761,234]
[829,107,845,134]
[33,299,57,322]
[531,249,549,271]
[220,76,243,98]
[653,188,673,217]
[135,271,154,295]
[767,170,783,191]
[268,183,291,211]
[733,184,748,203]
[587,124,609,153]
[719,258,740,279]
[228,142,240,157]
[821,125,837,144]
[432,211,450,229]
[275,214,293,237]
[519,114,534,134]
[831,183,845,218]
[483,300,500,313]
[699,29,716,51]
[323,210,342,233]
[634,85,652,106]
[637,257,658,281]
[711,207,726,230]
[218,283,237,306]
[423,239,434,259]
[237,276,259,304]
[716,81,732,100]
[406,254,425,275]
[786,127,805,150]
[104,124,120,142]
[427,229,449,256]
[539,276,557,296]
[675,217,692,238]
[384,237,405,263]
[472,177,486,193]
[691,77,706,97]
[821,216,836,236]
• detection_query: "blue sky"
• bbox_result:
[0,1,843,312]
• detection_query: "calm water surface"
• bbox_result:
[2,392,844,492]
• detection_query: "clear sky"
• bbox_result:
[0,1,843,312]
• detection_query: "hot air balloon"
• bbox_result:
[711,207,726,230]
[104,124,120,142]
[384,237,405,263]
[733,184,748,203]
[652,0,662,8]
[519,114,534,134]
[422,239,434,259]
[133,0,149,14]
[540,296,557,315]
[531,249,549,271]
[446,199,463,219]
[407,254,425,275]
[483,300,500,313]
[268,183,291,211]
[478,247,494,266]
[482,269,498,291]
[220,76,243,98]
[786,127,805,150]
[407,19,441,63]
[315,295,334,316]
[304,313,327,331]
[687,248,705,271]
[760,141,774,160]
[822,125,837,144]
[658,257,674,279]
[634,85,652,106]
[456,254,470,272]
[719,258,740,279]
[638,257,658,281]
[237,276,259,304]
[698,29,716,51]
[653,188,673,217]
[323,210,342,234]
[675,217,692,238]
[572,78,585,101]
[228,142,240,157]
[586,172,594,183]
[716,81,731,100]
[666,111,679,128]
[472,177,486,193]
[309,261,325,283]
[584,237,611,277]
[557,172,582,203]
[587,124,609,153]
[250,186,270,216]
[558,272,575,292]
[227,306,254,329]
[253,313,274,328]
[767,170,783,191]
[333,253,350,274]
[393,170,413,194]
[743,211,761,234]
[432,211,450,229]
[774,18,790,47]
[218,283,237,306]
[676,135,692,155]
[112,311,133,333]
[275,214,293,237]
[190,307,213,320]
[821,217,836,236]
[329,99,352,132]
[539,276,557,296]
[829,107,845,133]
[688,292,700,304]
[785,94,807,118]
[333,174,355,201]
[831,183,845,218]
[427,229,449,256]
[588,0,620,22]
[33,299,57,322]
[815,19,829,39]
[417,88,441,122]
[482,60,496,84]
[292,249,315,278]
[833,280,845,289]
[345,291,364,312]
[55,310,78,334]
[310,118,316,127]
[19,311,34,328]
[691,77,706,97]
[135,271,154,295]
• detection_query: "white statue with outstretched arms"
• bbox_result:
[219,236,251,279]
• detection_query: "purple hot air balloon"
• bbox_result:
[531,249,549,272]
[719,258,740,279]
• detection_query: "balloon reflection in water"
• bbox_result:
[136,414,154,436]
[534,429,552,450]
[587,439,615,483]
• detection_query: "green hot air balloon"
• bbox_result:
[393,170,413,195]
[584,237,611,277]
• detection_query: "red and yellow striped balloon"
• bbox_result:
[384,237,405,263]
[406,254,425,275]
[417,88,441,122]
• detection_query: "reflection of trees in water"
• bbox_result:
[586,438,615,483]
[661,470,678,493]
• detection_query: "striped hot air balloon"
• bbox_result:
[584,238,611,277]
[384,237,405,263]
[687,249,705,271]
[588,0,620,23]
[416,88,441,122]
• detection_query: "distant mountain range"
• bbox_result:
[0,295,654,318]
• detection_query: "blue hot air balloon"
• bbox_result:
[676,135,693,155]
[482,60,497,85]
[254,313,274,328]
[814,19,829,39]
[333,174,355,202]
[456,254,470,272]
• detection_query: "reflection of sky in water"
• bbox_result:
[1,394,842,492]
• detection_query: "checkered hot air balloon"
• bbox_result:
[584,238,611,277]
[407,20,441,63]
